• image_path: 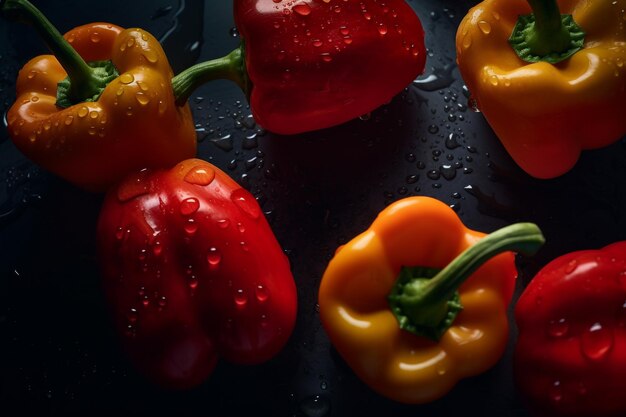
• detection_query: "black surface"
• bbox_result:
[1,0,626,416]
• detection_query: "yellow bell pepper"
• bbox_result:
[456,0,626,179]
[318,197,544,403]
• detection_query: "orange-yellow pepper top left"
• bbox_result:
[7,23,196,191]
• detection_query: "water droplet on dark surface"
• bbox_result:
[413,64,455,92]
[299,394,331,417]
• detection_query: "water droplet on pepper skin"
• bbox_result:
[255,285,269,303]
[77,106,89,118]
[581,322,613,361]
[478,20,492,35]
[207,248,221,270]
[120,73,135,84]
[231,188,261,220]
[179,197,200,216]
[293,3,311,16]
[234,289,248,308]
[184,165,216,186]
[548,318,569,338]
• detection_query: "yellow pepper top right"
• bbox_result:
[456,0,626,179]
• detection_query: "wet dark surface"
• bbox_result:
[1,0,626,416]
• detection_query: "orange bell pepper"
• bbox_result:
[456,0,626,179]
[2,0,196,191]
[318,197,544,403]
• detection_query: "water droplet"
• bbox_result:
[127,37,136,48]
[64,115,74,125]
[152,241,162,256]
[427,170,441,180]
[89,111,99,120]
[158,295,167,309]
[30,95,39,102]
[77,106,89,118]
[229,27,239,38]
[548,318,569,338]
[581,322,613,361]
[217,219,230,229]
[158,100,167,115]
[445,133,461,149]
[207,248,221,270]
[180,197,200,216]
[550,380,563,405]
[27,70,37,79]
[312,39,323,47]
[184,165,216,186]
[489,75,499,86]
[143,49,159,63]
[234,289,248,308]
[231,188,261,220]
[320,53,332,62]
[240,241,249,252]
[293,3,312,16]
[255,285,269,303]
[135,92,150,106]
[237,222,246,233]
[120,73,135,84]
[188,276,198,289]
[462,32,472,49]
[184,218,198,235]
[299,395,331,417]
[90,32,101,43]
[320,381,328,390]
[127,308,138,323]
[428,124,439,134]
[340,26,350,35]
[378,24,388,35]
[478,20,492,35]
[440,164,456,180]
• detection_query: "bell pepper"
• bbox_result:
[2,0,200,191]
[515,242,626,417]
[318,196,544,403]
[172,0,427,135]
[97,158,297,389]
[456,0,626,179]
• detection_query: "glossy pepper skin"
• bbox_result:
[515,242,626,417]
[456,0,626,179]
[232,0,426,135]
[3,0,196,191]
[318,197,543,403]
[97,159,297,389]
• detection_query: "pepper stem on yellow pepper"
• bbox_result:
[388,223,544,341]
[171,44,249,107]
[509,0,584,64]
[1,0,119,107]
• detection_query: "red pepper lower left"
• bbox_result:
[97,158,298,389]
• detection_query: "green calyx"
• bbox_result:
[1,0,119,107]
[56,60,119,108]
[509,0,585,64]
[171,41,250,106]
[388,223,545,342]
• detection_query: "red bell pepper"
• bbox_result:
[172,0,426,134]
[515,242,626,417]
[97,159,297,389]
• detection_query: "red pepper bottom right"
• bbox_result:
[514,242,626,417]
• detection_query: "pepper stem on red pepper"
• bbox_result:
[388,223,544,341]
[509,0,584,64]
[171,44,249,107]
[0,0,119,107]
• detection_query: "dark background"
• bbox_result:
[1,0,625,415]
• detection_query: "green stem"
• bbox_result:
[524,0,570,56]
[509,0,585,64]
[1,0,108,104]
[388,223,545,341]
[172,46,247,106]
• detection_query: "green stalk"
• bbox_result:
[1,0,118,106]
[388,223,544,341]
[509,0,585,64]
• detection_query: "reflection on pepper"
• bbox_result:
[456,0,626,179]
[319,196,544,403]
